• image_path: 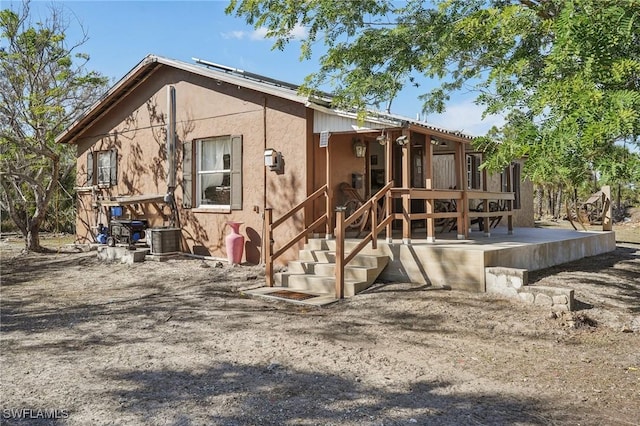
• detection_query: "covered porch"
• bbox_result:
[312,116,524,245]
[263,113,614,299]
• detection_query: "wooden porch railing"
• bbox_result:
[265,183,516,299]
[334,182,394,299]
[264,184,328,287]
[387,188,515,239]
[467,191,515,235]
[390,188,465,239]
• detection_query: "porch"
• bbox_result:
[261,115,615,300]
[253,223,615,305]
[262,180,614,297]
[348,226,616,292]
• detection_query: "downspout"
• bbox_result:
[262,95,267,265]
[166,85,178,227]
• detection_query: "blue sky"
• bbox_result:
[15,0,504,135]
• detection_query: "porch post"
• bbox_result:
[425,134,435,243]
[334,208,345,299]
[482,163,490,237]
[265,208,274,286]
[401,129,411,245]
[507,163,513,235]
[385,131,394,243]
[325,138,333,239]
[457,142,468,239]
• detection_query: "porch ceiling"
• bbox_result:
[312,109,474,145]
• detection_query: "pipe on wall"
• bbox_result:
[166,85,177,190]
[166,85,178,227]
[261,95,268,265]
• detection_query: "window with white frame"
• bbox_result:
[86,149,117,187]
[97,151,112,185]
[197,136,232,207]
[183,135,242,210]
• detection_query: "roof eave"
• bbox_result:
[56,54,476,145]
[56,55,162,144]
[56,55,312,145]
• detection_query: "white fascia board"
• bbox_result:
[307,103,400,134]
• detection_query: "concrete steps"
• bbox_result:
[274,239,389,297]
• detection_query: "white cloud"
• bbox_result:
[426,99,505,136]
[222,23,307,42]
[221,30,248,40]
[288,23,308,40]
[250,27,269,40]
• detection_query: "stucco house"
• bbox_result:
[57,55,547,296]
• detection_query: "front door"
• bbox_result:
[411,134,427,220]
[368,138,386,197]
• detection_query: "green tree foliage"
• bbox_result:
[227,0,640,188]
[0,2,108,251]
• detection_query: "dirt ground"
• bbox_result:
[1,224,639,426]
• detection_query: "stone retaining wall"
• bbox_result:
[486,266,575,311]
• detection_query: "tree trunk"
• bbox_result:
[535,186,543,219]
[25,225,42,252]
[555,184,563,219]
[617,184,622,211]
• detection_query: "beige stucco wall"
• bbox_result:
[70,64,534,265]
[73,66,309,264]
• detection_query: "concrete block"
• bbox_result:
[552,295,568,306]
[511,276,523,289]
[485,267,529,296]
[121,249,147,264]
[496,274,507,288]
[519,292,535,303]
[534,293,553,307]
[97,246,147,264]
[487,282,518,297]
[528,286,575,311]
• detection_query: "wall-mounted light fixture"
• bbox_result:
[430,137,447,147]
[396,135,409,146]
[352,138,366,158]
[264,148,283,172]
[376,130,387,145]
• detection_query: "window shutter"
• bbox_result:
[230,135,243,210]
[87,151,94,185]
[183,140,193,208]
[109,149,118,186]
[513,162,522,209]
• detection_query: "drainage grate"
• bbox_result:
[269,290,317,301]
